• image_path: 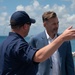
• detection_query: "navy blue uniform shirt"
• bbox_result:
[0,32,38,75]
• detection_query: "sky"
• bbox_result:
[0,0,75,36]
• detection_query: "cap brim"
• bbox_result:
[30,18,36,23]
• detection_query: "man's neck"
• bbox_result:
[48,33,56,39]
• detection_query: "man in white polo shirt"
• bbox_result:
[29,11,75,75]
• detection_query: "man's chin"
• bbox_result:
[54,32,57,35]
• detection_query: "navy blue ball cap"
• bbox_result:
[10,11,36,26]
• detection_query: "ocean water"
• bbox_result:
[0,36,75,51]
[0,36,75,66]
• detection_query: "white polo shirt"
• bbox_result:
[45,30,60,75]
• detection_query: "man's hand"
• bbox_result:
[61,26,75,41]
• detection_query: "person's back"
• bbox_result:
[0,32,38,75]
[0,11,39,75]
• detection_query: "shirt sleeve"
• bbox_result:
[13,41,38,63]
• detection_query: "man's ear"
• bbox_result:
[43,21,46,27]
[23,24,28,30]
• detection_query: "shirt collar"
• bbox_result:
[9,32,24,40]
[45,30,57,40]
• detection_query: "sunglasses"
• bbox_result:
[26,22,31,26]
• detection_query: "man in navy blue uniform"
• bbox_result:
[0,11,75,75]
